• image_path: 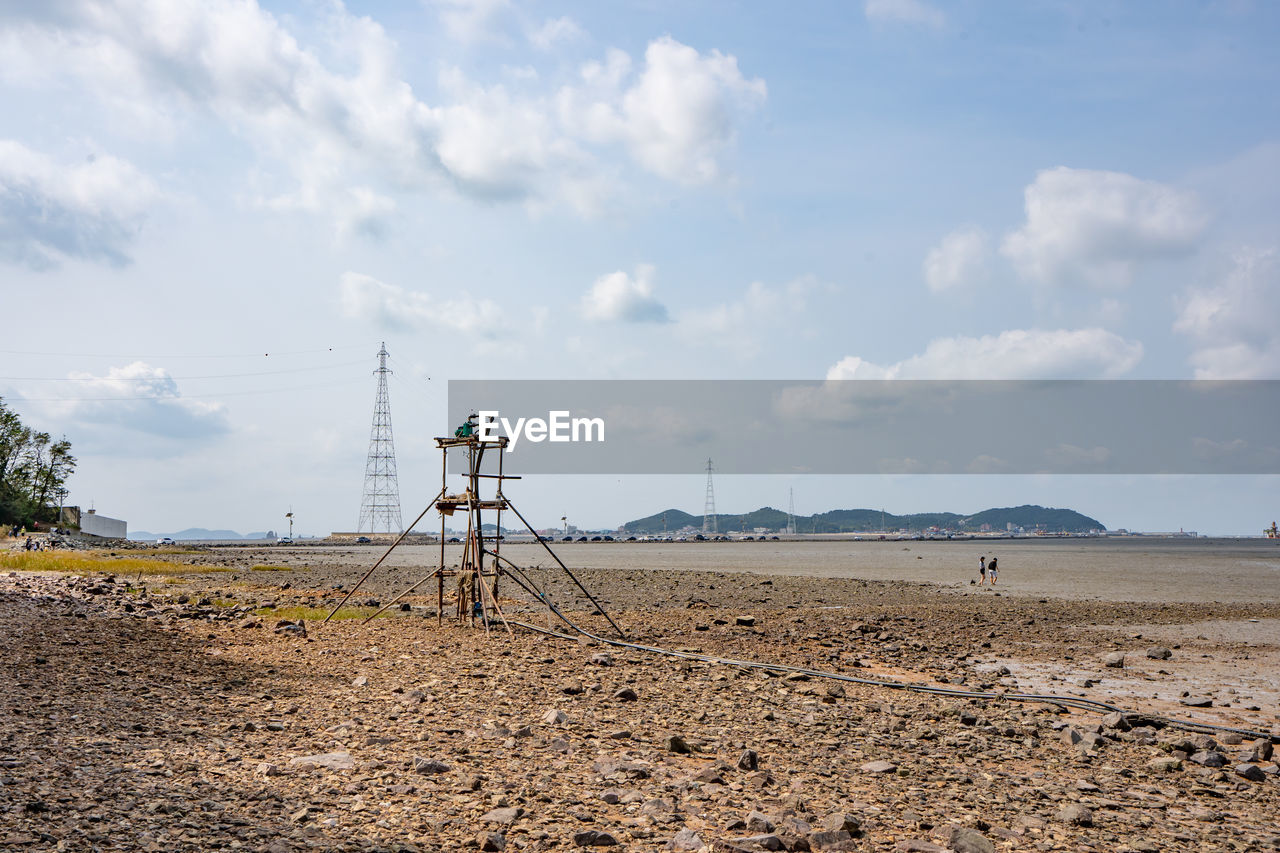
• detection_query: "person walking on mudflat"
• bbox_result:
[979,556,987,584]
[988,557,998,585]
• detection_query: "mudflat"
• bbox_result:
[2,538,1278,851]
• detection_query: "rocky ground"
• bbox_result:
[2,551,1279,852]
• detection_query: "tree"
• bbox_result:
[0,397,76,527]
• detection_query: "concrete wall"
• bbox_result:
[79,510,127,539]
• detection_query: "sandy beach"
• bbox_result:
[2,538,1278,851]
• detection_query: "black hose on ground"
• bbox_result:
[506,616,1280,745]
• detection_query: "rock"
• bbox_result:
[542,708,569,725]
[589,652,613,666]
[1103,652,1125,668]
[1189,750,1226,768]
[1145,646,1172,660]
[1235,763,1266,782]
[1056,804,1093,826]
[1179,696,1213,708]
[819,814,860,835]
[255,762,282,777]
[738,748,759,771]
[948,826,995,853]
[860,759,897,774]
[478,832,506,851]
[352,675,368,687]
[694,763,726,784]
[667,828,705,850]
[732,834,784,851]
[1101,712,1131,731]
[808,829,856,851]
[1146,756,1182,772]
[412,757,450,775]
[612,687,638,702]
[288,752,354,771]
[746,810,776,832]
[666,734,692,754]
[1059,727,1083,747]
[1253,739,1274,761]
[573,829,619,847]
[895,842,946,853]
[480,806,523,825]
[735,616,756,627]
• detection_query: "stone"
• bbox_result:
[1147,756,1183,772]
[808,829,855,851]
[1056,803,1093,826]
[736,616,756,627]
[948,826,995,853]
[412,756,450,775]
[666,734,692,754]
[667,828,705,850]
[738,748,759,771]
[1103,652,1125,668]
[612,687,638,702]
[288,752,354,771]
[819,814,860,835]
[860,759,897,774]
[746,810,776,832]
[733,834,784,851]
[255,762,282,777]
[478,832,506,851]
[1146,646,1173,660]
[572,829,619,847]
[1179,696,1213,708]
[1189,750,1226,768]
[542,708,569,725]
[1101,712,1131,731]
[1059,727,1083,747]
[590,652,613,666]
[895,841,946,853]
[352,675,369,687]
[1235,763,1266,782]
[481,806,524,824]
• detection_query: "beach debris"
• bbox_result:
[1145,646,1173,660]
[1103,652,1125,668]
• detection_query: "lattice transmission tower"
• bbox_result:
[703,458,716,535]
[358,342,403,533]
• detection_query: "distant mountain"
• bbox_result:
[621,504,1105,535]
[128,528,269,541]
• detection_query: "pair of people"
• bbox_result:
[978,555,998,584]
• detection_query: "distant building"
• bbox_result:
[60,506,127,539]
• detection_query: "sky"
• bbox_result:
[1,0,1277,537]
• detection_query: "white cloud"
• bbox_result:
[923,226,987,291]
[826,328,1144,379]
[0,4,766,224]
[559,36,767,184]
[432,0,512,44]
[677,278,817,358]
[529,16,584,50]
[40,362,229,448]
[1174,248,1280,378]
[0,139,157,269]
[1001,167,1206,287]
[338,271,506,337]
[582,265,670,323]
[864,0,945,28]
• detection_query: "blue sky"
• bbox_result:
[1,0,1277,535]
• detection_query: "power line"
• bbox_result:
[0,359,367,382]
[0,343,375,359]
[9,377,366,402]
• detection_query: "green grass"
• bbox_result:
[0,551,232,576]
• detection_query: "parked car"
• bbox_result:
[276,537,293,545]
[355,536,371,544]
[156,537,175,546]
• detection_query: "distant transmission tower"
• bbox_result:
[787,487,796,535]
[358,342,403,533]
[703,458,717,535]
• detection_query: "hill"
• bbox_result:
[620,504,1104,535]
